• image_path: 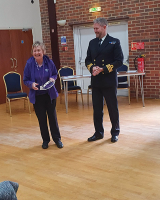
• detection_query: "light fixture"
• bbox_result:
[89,7,101,13]
[57,20,66,26]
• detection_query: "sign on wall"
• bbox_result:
[137,42,144,49]
[89,7,101,12]
[131,42,144,51]
[61,36,66,45]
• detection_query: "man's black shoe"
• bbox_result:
[55,140,63,148]
[42,142,49,149]
[111,136,118,143]
[88,134,103,142]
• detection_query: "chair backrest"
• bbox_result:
[58,66,75,89]
[117,64,128,83]
[3,72,22,94]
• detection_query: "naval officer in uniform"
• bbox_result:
[85,17,124,143]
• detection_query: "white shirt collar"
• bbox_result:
[101,34,107,43]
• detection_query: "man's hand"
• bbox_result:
[92,66,103,76]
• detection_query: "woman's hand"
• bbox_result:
[32,82,39,90]
[49,78,55,83]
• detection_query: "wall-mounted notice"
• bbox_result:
[131,42,137,51]
[61,36,66,45]
[136,42,144,49]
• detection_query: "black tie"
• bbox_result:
[98,38,102,47]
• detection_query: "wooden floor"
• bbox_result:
[0,94,160,200]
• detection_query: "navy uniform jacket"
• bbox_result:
[85,34,124,88]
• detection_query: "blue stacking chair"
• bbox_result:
[3,71,31,117]
[58,66,83,105]
[117,64,130,104]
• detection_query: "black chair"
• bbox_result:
[58,66,83,105]
[117,64,130,104]
[3,71,31,117]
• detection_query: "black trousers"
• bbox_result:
[33,93,61,143]
[92,86,120,137]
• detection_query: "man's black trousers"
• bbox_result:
[92,86,120,137]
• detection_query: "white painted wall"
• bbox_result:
[0,0,42,41]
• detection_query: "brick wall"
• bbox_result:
[39,0,160,99]
[39,0,52,59]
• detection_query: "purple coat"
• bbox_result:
[23,55,59,104]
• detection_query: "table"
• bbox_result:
[61,71,145,113]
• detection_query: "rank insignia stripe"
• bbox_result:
[87,63,93,71]
[106,64,114,73]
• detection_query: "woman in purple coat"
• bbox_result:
[23,41,63,149]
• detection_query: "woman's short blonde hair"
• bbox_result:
[31,41,46,54]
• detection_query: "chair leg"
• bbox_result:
[80,89,84,106]
[76,91,77,102]
[24,99,26,110]
[60,90,63,104]
[27,97,31,114]
[8,99,12,117]
[87,88,89,105]
[6,98,8,113]
[128,88,130,105]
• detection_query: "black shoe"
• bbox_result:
[55,140,63,148]
[88,134,103,142]
[111,136,118,143]
[42,142,49,149]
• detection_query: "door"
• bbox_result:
[0,30,13,104]
[10,29,33,94]
[0,29,33,104]
[73,22,129,94]
[73,26,95,93]
[108,22,129,63]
